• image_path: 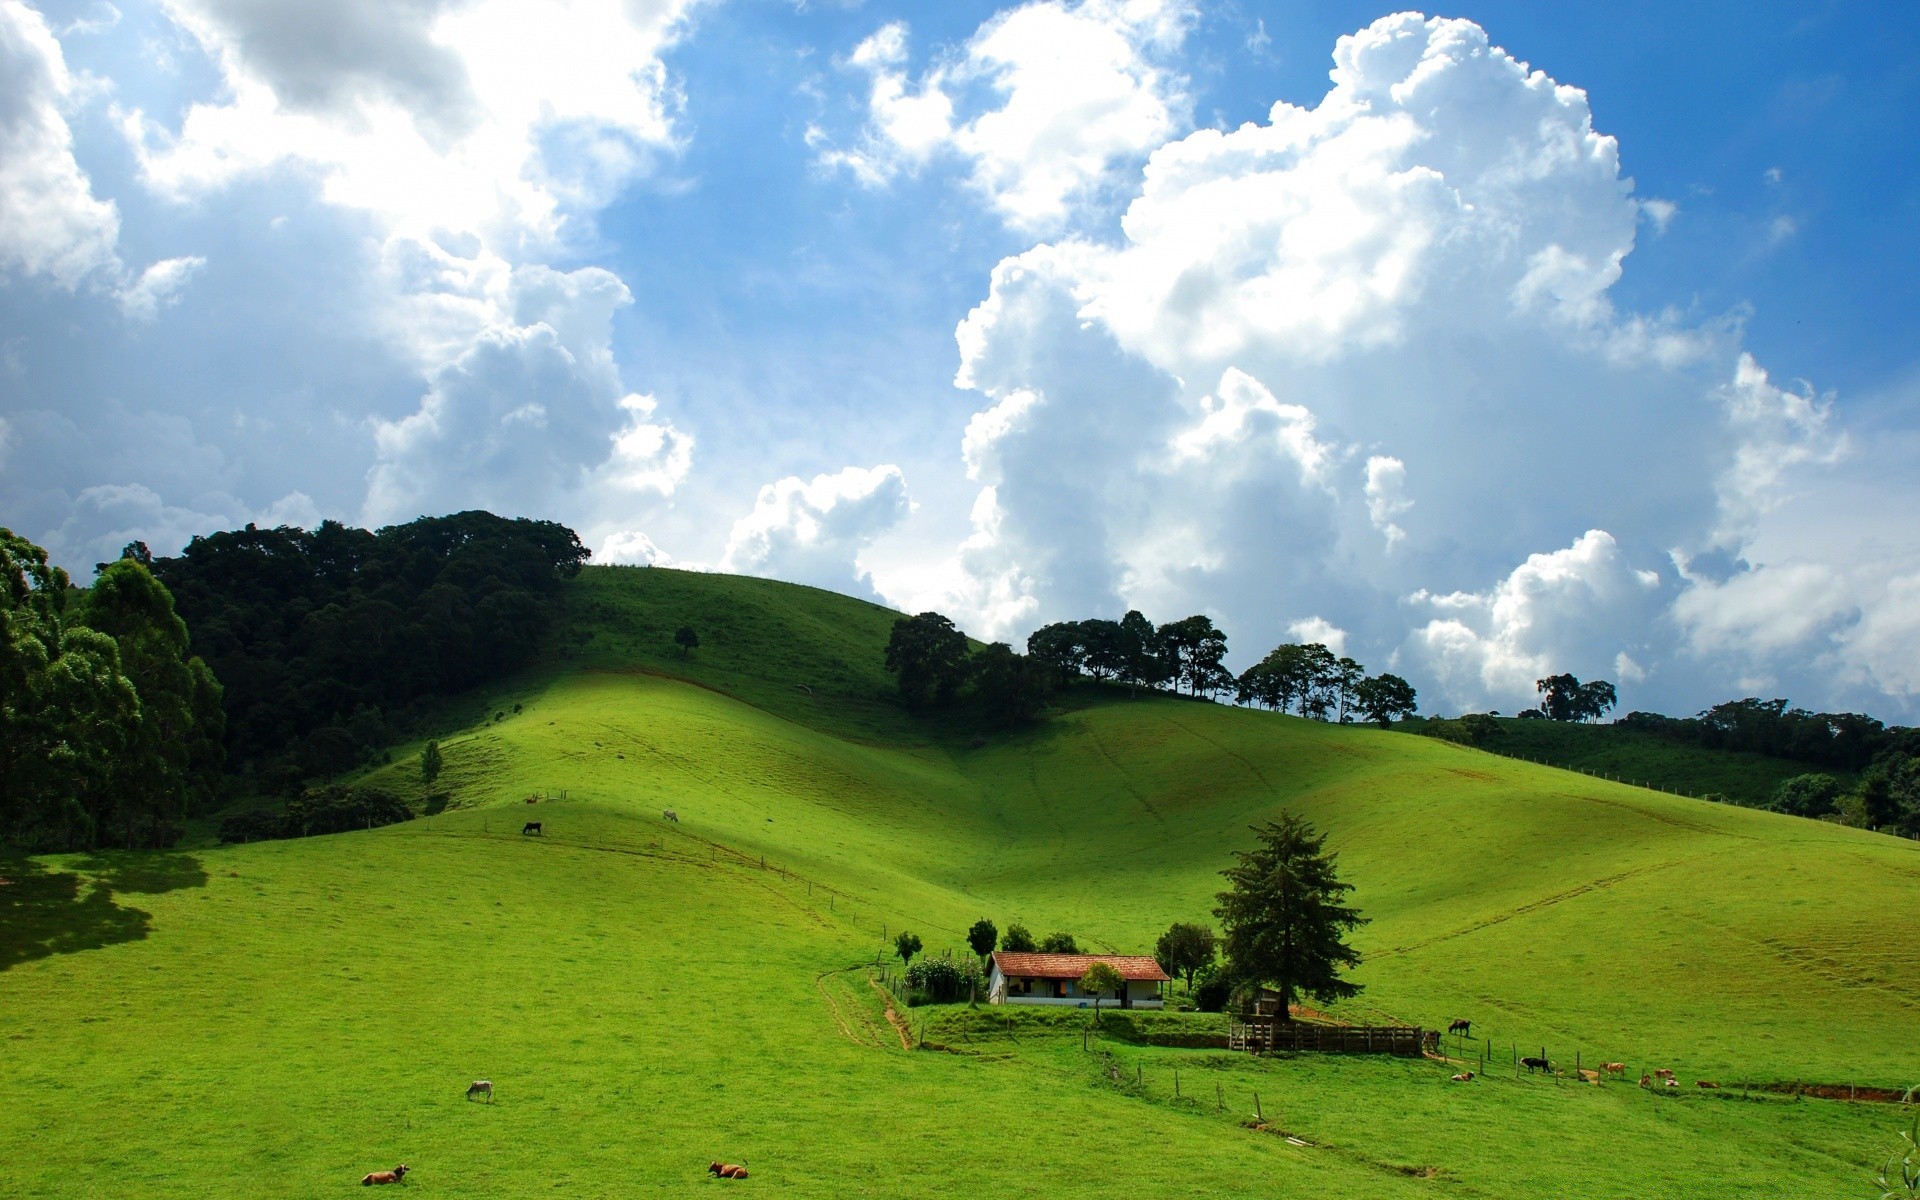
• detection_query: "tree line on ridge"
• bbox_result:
[883,609,1418,727]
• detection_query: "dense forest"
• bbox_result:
[151,511,589,789]
[1,530,224,849]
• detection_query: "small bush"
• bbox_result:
[1193,973,1230,1013]
[905,955,984,1005]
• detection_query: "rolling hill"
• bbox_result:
[3,565,1917,1198]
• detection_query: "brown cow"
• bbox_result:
[708,1162,749,1179]
[1576,1068,1600,1084]
[1697,1081,1720,1089]
[1450,1071,1474,1082]
[1639,1073,1652,1088]
[361,1164,409,1185]
[1602,1062,1626,1076]
[1654,1068,1675,1081]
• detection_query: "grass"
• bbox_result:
[5,564,1919,1197]
[1416,714,1857,807]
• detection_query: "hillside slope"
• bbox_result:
[4,565,1917,1198]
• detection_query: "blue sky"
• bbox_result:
[3,0,1917,720]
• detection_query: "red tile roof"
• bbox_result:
[991,952,1169,982]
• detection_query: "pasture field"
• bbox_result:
[1436,714,1856,807]
[5,566,1920,1197]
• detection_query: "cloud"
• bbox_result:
[129,0,701,248]
[879,11,1920,719]
[720,464,911,597]
[117,255,207,319]
[826,0,1194,231]
[1640,197,1676,234]
[0,2,207,316]
[365,264,690,525]
[1363,456,1411,548]
[38,482,233,569]
[598,529,688,567]
[0,1,123,287]
[1288,616,1347,656]
[1710,353,1846,543]
[111,0,701,543]
[1404,530,1663,711]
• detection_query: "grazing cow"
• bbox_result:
[1603,1062,1626,1076]
[1520,1056,1552,1074]
[466,1080,492,1102]
[662,809,679,823]
[1447,1019,1471,1037]
[1577,1069,1600,1084]
[1639,1073,1652,1088]
[1450,1071,1474,1082]
[361,1164,409,1186]
[708,1162,749,1179]
[522,821,542,836]
[1697,1081,1720,1089]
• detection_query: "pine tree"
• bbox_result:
[1213,814,1367,1020]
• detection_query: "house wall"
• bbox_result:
[986,966,1164,1008]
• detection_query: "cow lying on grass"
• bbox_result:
[1450,1071,1474,1082]
[361,1164,409,1185]
[708,1162,749,1179]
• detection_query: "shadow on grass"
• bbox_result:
[0,851,206,972]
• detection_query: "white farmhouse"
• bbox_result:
[987,952,1169,1009]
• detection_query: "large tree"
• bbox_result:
[1354,673,1418,727]
[1157,615,1229,697]
[1154,922,1217,991]
[1117,609,1171,696]
[884,612,971,710]
[1537,673,1616,722]
[969,642,1053,727]
[1213,814,1367,1021]
[1025,621,1085,688]
[1,532,217,850]
[83,557,226,845]
[967,919,998,968]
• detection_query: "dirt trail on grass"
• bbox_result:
[868,976,914,1050]
[816,967,896,1049]
[1375,855,1701,958]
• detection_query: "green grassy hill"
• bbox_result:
[5,565,1918,1198]
[1424,714,1854,807]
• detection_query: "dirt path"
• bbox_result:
[868,976,914,1050]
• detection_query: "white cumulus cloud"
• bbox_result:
[720,465,912,599]
[827,0,1194,232]
[1404,530,1663,711]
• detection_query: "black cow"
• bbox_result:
[1521,1055,1552,1074]
[522,821,542,836]
[1448,1019,1471,1037]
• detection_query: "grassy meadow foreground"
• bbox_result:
[5,567,1919,1197]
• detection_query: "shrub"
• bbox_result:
[905,955,984,1005]
[1039,931,1079,954]
[1193,965,1230,1013]
[1000,924,1036,952]
[221,784,414,844]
